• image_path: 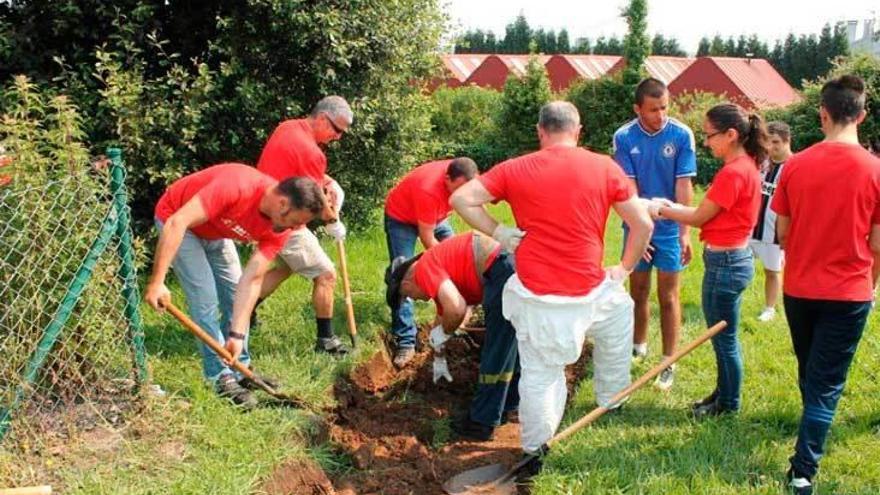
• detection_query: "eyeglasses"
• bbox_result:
[704,130,725,140]
[324,114,346,136]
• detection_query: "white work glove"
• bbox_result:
[325,221,346,241]
[326,178,345,213]
[649,197,676,219]
[432,356,453,384]
[492,224,525,253]
[429,325,452,351]
[606,264,632,283]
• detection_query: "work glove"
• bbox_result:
[649,197,676,219]
[325,221,347,241]
[429,325,452,351]
[605,264,632,283]
[492,224,525,254]
[432,356,453,384]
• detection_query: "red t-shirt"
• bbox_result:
[155,163,292,259]
[479,145,634,296]
[385,160,454,226]
[771,141,880,301]
[257,119,327,184]
[414,232,501,309]
[701,155,761,247]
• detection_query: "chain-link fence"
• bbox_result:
[0,149,147,463]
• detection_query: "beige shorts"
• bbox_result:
[278,228,335,280]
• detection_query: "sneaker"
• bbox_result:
[393,347,416,368]
[786,468,813,494]
[654,365,675,391]
[758,307,777,322]
[452,414,495,441]
[691,398,736,420]
[515,446,548,484]
[691,389,719,410]
[216,374,258,408]
[632,345,648,362]
[315,335,350,356]
[238,367,281,391]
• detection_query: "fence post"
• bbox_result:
[107,148,148,388]
[0,203,119,440]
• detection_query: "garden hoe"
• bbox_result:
[165,301,310,409]
[336,238,358,347]
[442,320,729,495]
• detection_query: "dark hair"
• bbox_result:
[384,254,422,310]
[447,157,479,180]
[276,176,324,214]
[766,121,791,142]
[820,75,866,125]
[635,78,668,105]
[706,103,768,165]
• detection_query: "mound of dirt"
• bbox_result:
[262,458,336,495]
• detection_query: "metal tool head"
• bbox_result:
[441,463,516,495]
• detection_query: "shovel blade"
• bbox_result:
[441,464,516,495]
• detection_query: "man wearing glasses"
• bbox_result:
[253,95,354,356]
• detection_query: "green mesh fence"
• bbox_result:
[0,149,147,458]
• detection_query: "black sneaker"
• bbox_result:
[515,446,548,484]
[786,468,813,494]
[452,414,495,441]
[691,389,719,410]
[691,398,736,420]
[238,367,281,391]
[315,335,350,356]
[216,374,258,409]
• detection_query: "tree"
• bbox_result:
[574,37,592,54]
[735,35,748,57]
[697,37,711,56]
[724,36,737,55]
[502,13,531,53]
[495,57,552,157]
[621,0,650,85]
[709,35,726,55]
[557,29,571,54]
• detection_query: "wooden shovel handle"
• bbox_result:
[549,320,728,447]
[336,239,358,344]
[0,486,52,495]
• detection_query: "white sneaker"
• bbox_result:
[758,307,777,322]
[632,346,648,362]
[653,365,675,391]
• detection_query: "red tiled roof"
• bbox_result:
[493,54,552,76]
[707,57,801,108]
[441,54,490,83]
[550,54,621,79]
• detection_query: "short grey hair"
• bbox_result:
[538,101,580,133]
[310,95,353,125]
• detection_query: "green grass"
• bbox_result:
[6,199,880,494]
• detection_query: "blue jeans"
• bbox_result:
[383,214,454,348]
[784,296,870,479]
[155,219,250,382]
[470,252,520,427]
[701,248,753,410]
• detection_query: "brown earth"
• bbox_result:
[262,458,336,495]
[294,325,594,495]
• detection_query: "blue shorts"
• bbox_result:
[624,234,683,273]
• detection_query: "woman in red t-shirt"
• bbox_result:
[649,103,765,418]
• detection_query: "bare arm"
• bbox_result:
[223,250,274,362]
[869,224,880,287]
[449,179,499,236]
[145,197,209,309]
[675,178,694,235]
[418,222,440,249]
[613,195,654,271]
[659,198,722,228]
[435,280,468,333]
[776,214,791,249]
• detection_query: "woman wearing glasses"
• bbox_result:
[646,103,766,418]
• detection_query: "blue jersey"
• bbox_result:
[613,117,697,239]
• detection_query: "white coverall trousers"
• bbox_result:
[502,274,634,453]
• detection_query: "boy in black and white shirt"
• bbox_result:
[749,121,792,322]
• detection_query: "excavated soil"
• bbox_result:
[265,325,591,495]
[262,458,336,495]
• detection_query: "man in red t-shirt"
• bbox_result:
[451,101,653,475]
[383,157,479,367]
[771,75,880,494]
[254,96,353,356]
[385,232,518,441]
[145,164,324,407]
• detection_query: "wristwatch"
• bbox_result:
[228,331,246,341]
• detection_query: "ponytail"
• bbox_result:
[743,113,769,165]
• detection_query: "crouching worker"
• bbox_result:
[450,101,653,479]
[145,163,324,407]
[385,231,519,441]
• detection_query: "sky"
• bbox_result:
[444,0,878,54]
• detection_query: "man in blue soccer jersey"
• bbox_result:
[612,78,697,390]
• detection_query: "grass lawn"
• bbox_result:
[4,197,879,494]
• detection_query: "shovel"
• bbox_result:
[442,320,728,495]
[165,301,310,409]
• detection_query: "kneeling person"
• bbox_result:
[386,232,519,441]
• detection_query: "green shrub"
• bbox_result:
[566,73,633,154]
[494,57,552,160]
[669,91,728,184]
